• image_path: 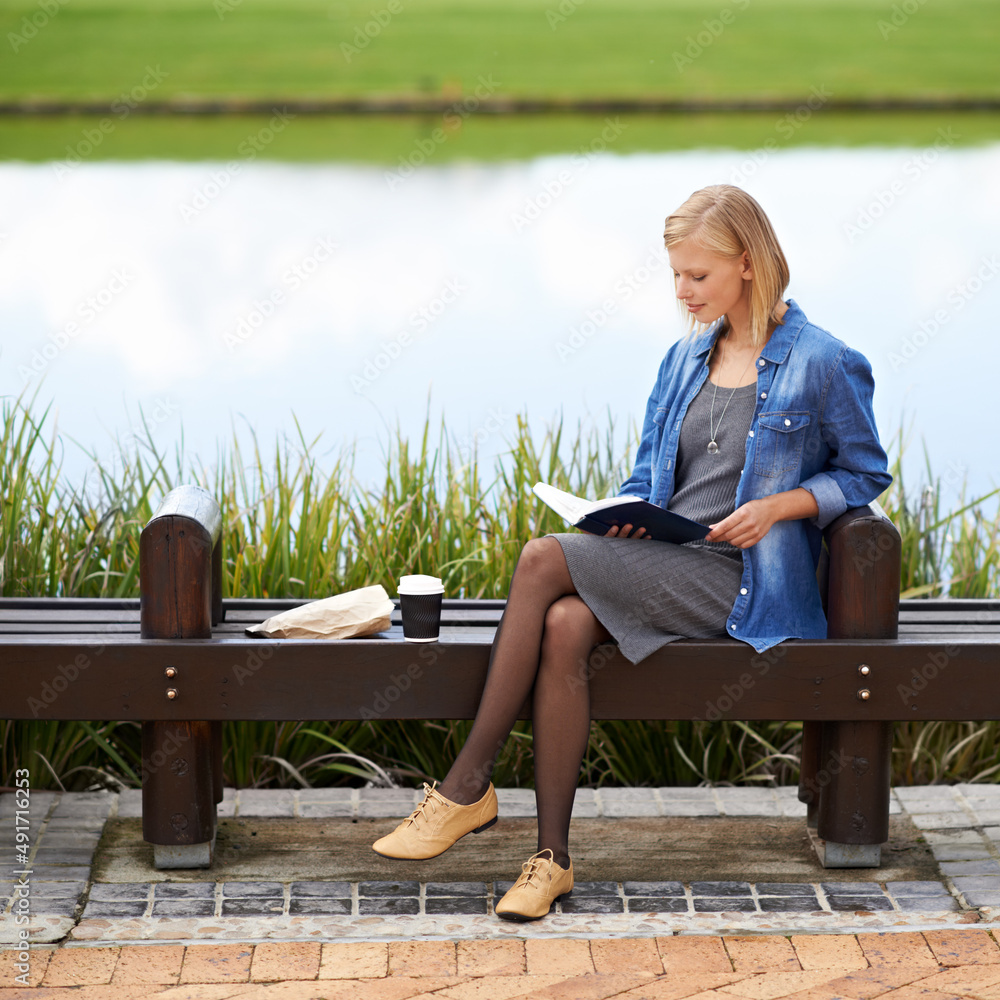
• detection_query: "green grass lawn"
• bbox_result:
[2,110,999,163]
[1,0,998,103]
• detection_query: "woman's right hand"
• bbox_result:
[605,523,652,539]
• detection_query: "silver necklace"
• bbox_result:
[707,332,755,455]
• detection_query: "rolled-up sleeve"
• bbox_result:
[799,345,892,529]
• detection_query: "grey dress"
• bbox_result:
[548,378,757,664]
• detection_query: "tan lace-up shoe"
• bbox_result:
[371,781,498,860]
[494,849,574,921]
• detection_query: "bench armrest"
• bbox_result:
[140,485,224,636]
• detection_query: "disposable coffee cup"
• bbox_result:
[398,574,444,642]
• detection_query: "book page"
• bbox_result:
[532,483,591,522]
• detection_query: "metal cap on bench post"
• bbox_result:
[140,484,224,869]
[815,500,901,868]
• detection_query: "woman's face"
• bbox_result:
[668,240,751,327]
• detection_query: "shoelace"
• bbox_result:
[513,849,555,889]
[401,781,446,829]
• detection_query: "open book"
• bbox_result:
[532,483,710,544]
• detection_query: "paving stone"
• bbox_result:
[222,881,283,897]
[715,789,782,816]
[525,937,595,976]
[358,896,420,915]
[570,881,620,897]
[931,844,994,861]
[28,898,79,916]
[289,898,352,915]
[299,788,353,801]
[357,789,419,818]
[623,881,685,896]
[154,882,216,899]
[82,900,149,918]
[628,896,690,913]
[661,800,720,816]
[30,848,96,865]
[757,883,820,896]
[966,810,1000,826]
[299,801,354,817]
[495,789,537,817]
[856,931,940,969]
[29,866,92,881]
[89,883,151,901]
[152,899,217,917]
[924,928,1000,966]
[886,881,953,896]
[599,787,658,802]
[759,897,822,912]
[952,876,1000,891]
[179,944,253,984]
[591,937,663,976]
[693,898,757,912]
[820,882,883,895]
[35,832,102,848]
[895,786,960,802]
[29,881,87,898]
[291,881,352,898]
[959,891,1000,907]
[236,790,294,817]
[656,935,733,973]
[319,942,388,980]
[724,935,801,973]
[250,941,322,983]
[50,792,114,819]
[560,895,625,914]
[43,817,106,832]
[691,881,752,896]
[358,880,420,897]
[893,896,961,911]
[909,811,975,829]
[42,944,119,986]
[494,881,516,895]
[425,882,488,897]
[221,898,285,915]
[388,940,456,978]
[571,788,598,818]
[116,790,144,819]
[826,895,893,911]
[791,934,868,971]
[425,896,488,915]
[924,828,987,845]
[457,939,525,977]
[940,859,1000,876]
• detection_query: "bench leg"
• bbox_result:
[815,720,892,868]
[797,720,823,829]
[142,720,218,869]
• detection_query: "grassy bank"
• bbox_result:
[2,388,999,791]
[1,0,998,103]
[1,110,999,165]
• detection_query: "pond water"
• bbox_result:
[1,142,999,510]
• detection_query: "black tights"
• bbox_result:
[437,536,610,869]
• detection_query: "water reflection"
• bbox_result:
[1,143,998,505]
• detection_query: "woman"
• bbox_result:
[372,184,892,921]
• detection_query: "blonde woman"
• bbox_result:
[372,184,892,921]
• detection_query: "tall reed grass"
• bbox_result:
[2,388,998,791]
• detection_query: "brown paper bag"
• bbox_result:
[245,585,394,640]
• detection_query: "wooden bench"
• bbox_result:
[3,485,998,870]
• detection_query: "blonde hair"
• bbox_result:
[663,184,789,348]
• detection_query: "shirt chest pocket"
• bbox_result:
[753,411,811,477]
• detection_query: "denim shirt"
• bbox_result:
[617,298,892,654]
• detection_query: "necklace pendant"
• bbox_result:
[707,440,719,455]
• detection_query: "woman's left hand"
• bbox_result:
[705,498,778,549]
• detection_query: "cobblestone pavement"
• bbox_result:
[5,930,1000,996]
[7,786,1000,943]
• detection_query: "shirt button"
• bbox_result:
[730,624,736,630]
[784,418,791,426]
[760,392,767,399]
[757,359,765,367]
[748,430,754,438]
[740,587,748,595]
